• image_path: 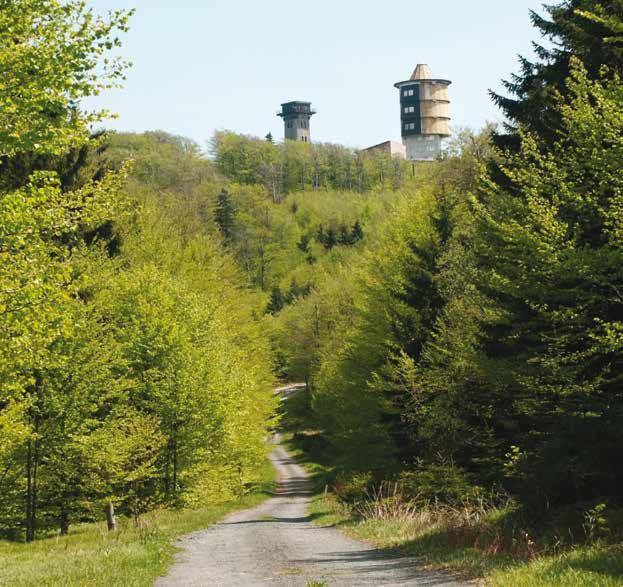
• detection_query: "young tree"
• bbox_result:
[214,188,236,243]
[323,226,337,250]
[337,224,350,245]
[297,233,311,253]
[350,220,364,243]
[266,286,285,314]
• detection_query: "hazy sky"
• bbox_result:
[86,0,549,149]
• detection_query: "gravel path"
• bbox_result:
[156,442,465,586]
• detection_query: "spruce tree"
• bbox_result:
[214,188,236,243]
[266,286,285,314]
[491,0,623,145]
[297,233,310,253]
[350,220,364,243]
[338,224,350,245]
[324,227,337,250]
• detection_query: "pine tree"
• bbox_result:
[285,280,299,304]
[475,62,623,504]
[214,188,236,243]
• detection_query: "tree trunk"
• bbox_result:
[26,440,33,542]
[105,501,116,531]
[59,504,69,536]
[172,438,178,496]
[25,437,39,542]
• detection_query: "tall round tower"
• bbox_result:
[394,64,451,161]
[277,101,316,143]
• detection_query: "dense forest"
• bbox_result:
[1,0,622,577]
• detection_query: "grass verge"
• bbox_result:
[0,459,275,587]
[307,493,623,585]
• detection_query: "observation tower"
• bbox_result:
[394,64,451,160]
[277,101,316,142]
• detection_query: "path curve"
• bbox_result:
[156,442,465,586]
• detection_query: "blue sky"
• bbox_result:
[86,0,549,149]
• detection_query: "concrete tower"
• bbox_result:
[277,101,315,142]
[394,64,451,161]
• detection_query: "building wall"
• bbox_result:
[284,116,311,142]
[362,140,406,159]
[404,135,443,161]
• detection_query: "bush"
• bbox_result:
[399,465,483,506]
[333,471,374,505]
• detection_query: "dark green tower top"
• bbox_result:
[277,101,316,142]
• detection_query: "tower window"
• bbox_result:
[403,89,415,97]
[404,106,415,113]
[405,122,416,131]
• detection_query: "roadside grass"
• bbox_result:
[489,542,623,586]
[307,493,623,585]
[0,459,275,587]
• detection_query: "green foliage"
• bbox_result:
[292,50,623,531]
[333,472,374,505]
[468,61,623,504]
[0,5,276,543]
[398,467,483,506]
[0,0,132,157]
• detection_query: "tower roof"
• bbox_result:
[394,63,451,88]
[410,64,433,81]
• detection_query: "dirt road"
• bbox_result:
[156,442,464,586]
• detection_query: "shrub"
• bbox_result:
[333,471,374,505]
[399,465,483,506]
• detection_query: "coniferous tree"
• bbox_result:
[324,227,337,250]
[214,188,236,243]
[266,286,285,314]
[297,233,311,253]
[338,224,350,245]
[491,0,623,146]
[285,280,299,304]
[316,224,325,244]
[350,220,364,243]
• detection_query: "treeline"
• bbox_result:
[212,131,410,198]
[274,0,623,522]
[0,1,275,541]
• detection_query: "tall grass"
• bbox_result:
[308,479,623,585]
